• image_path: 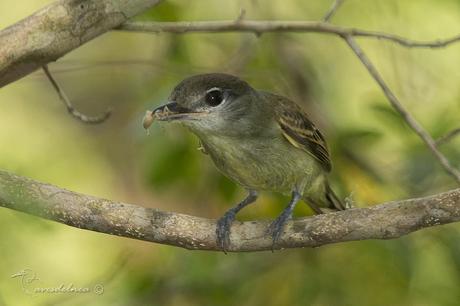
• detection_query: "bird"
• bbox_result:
[144,73,345,252]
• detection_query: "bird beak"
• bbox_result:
[151,102,197,121]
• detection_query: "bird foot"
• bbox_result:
[267,212,291,251]
[216,210,236,253]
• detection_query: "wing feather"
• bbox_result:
[272,94,332,172]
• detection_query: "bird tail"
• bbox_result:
[325,182,346,211]
[302,181,346,214]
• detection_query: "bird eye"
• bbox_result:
[205,89,224,107]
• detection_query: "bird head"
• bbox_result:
[150,73,265,137]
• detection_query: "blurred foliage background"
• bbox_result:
[1,0,460,305]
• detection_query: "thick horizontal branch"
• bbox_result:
[118,20,460,49]
[0,0,162,88]
[0,170,459,252]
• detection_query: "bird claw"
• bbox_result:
[216,210,236,253]
[267,213,291,251]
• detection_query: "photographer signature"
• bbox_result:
[11,269,104,295]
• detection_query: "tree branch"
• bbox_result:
[118,20,460,49]
[0,170,459,252]
[0,0,162,88]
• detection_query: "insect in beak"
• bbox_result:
[143,102,209,130]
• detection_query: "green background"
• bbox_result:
[1,0,460,305]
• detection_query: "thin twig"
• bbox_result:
[436,128,460,146]
[42,65,111,124]
[323,0,345,22]
[343,35,460,184]
[118,20,460,49]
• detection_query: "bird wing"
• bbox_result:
[272,94,332,172]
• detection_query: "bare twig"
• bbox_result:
[343,35,460,183]
[42,65,111,124]
[118,20,460,49]
[436,128,460,146]
[0,170,459,252]
[323,0,345,22]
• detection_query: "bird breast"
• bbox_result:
[198,133,320,193]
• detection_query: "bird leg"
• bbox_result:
[216,190,258,253]
[268,190,302,250]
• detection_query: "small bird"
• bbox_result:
[144,73,345,251]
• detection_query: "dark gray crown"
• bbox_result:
[169,73,252,103]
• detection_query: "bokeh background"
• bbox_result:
[1,0,460,305]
